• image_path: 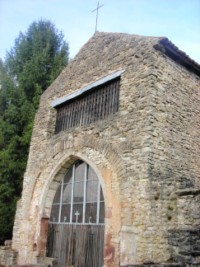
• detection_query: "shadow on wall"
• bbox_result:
[168,228,200,266]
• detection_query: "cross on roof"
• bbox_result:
[92,1,104,33]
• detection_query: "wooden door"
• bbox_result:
[47,223,104,267]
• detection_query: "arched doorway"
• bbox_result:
[46,160,105,266]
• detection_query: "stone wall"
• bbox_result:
[0,246,17,266]
[12,32,200,266]
[145,42,200,267]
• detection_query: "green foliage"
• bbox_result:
[0,19,69,244]
[6,20,69,104]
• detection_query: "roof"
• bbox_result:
[78,32,200,77]
[155,37,200,77]
[46,32,200,105]
[51,69,124,108]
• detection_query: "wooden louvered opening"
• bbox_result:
[55,77,120,134]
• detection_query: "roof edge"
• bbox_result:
[154,38,200,77]
[51,69,125,108]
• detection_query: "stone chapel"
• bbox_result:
[4,32,200,267]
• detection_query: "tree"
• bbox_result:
[6,20,69,104]
[0,20,69,244]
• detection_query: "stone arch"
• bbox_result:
[41,151,107,217]
[40,137,125,217]
[41,136,125,211]
[38,148,122,266]
[76,135,126,185]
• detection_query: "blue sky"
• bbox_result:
[0,0,200,63]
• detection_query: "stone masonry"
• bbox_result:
[0,244,17,266]
[7,32,200,267]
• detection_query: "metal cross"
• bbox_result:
[75,210,80,223]
[92,1,104,33]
